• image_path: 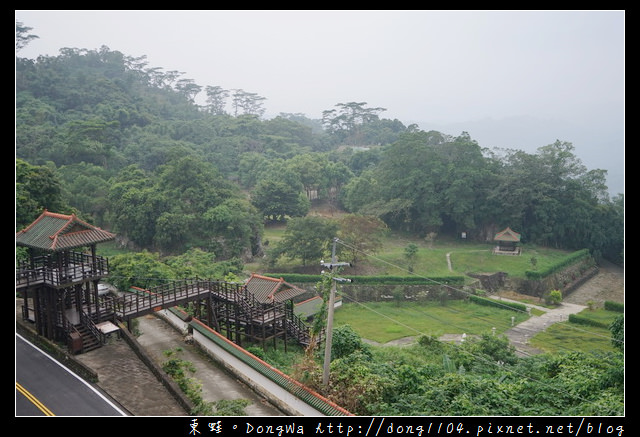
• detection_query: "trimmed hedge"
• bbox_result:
[468,295,527,312]
[568,313,610,329]
[263,273,465,286]
[524,249,591,280]
[604,300,624,312]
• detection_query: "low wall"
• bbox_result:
[155,308,353,416]
[507,258,598,299]
[291,283,468,304]
[116,320,193,414]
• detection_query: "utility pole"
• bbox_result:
[321,237,351,387]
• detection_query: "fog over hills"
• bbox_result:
[418,115,624,196]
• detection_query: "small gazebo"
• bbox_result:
[493,227,521,255]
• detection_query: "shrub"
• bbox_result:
[545,289,563,305]
[604,301,624,313]
[468,295,527,312]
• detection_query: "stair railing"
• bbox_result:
[80,310,105,345]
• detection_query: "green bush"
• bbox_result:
[468,295,527,312]
[568,314,609,329]
[604,301,624,312]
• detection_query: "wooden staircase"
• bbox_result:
[73,323,101,353]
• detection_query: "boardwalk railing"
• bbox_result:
[118,280,316,348]
[16,253,110,289]
[115,279,213,319]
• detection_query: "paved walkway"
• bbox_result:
[135,314,284,416]
[490,297,586,356]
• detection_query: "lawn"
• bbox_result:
[332,300,531,344]
[529,308,620,354]
[279,229,571,279]
[251,218,575,281]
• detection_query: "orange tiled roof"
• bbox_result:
[16,210,116,251]
[244,273,306,304]
[494,227,521,242]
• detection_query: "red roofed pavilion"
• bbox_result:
[493,227,522,255]
[16,210,116,350]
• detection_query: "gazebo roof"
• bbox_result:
[16,210,116,251]
[494,227,521,242]
[244,273,306,304]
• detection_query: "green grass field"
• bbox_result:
[99,212,617,356]
[332,300,618,353]
[333,300,531,344]
[256,221,572,280]
[529,308,620,354]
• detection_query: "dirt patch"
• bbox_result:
[562,260,624,307]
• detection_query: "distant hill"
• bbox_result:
[416,115,624,196]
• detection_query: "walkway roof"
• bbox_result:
[244,273,307,304]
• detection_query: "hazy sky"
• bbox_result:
[15,10,625,194]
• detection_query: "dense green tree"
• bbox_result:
[337,214,388,265]
[272,216,339,266]
[108,250,173,291]
[286,153,326,200]
[322,101,387,146]
[263,116,317,151]
[163,248,243,281]
[107,165,163,248]
[238,152,270,188]
[354,131,450,232]
[202,197,264,258]
[610,314,624,351]
[251,178,310,222]
[16,159,67,228]
[56,162,112,223]
[15,40,623,263]
[330,324,371,361]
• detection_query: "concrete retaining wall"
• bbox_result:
[154,309,328,416]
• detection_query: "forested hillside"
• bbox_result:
[15,29,623,266]
[15,23,624,417]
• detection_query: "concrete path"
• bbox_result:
[493,298,586,356]
[135,314,285,416]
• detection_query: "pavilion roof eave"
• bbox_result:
[16,210,116,252]
[493,227,521,242]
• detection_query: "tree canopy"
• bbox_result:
[15,32,623,264]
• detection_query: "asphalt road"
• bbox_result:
[15,333,127,417]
